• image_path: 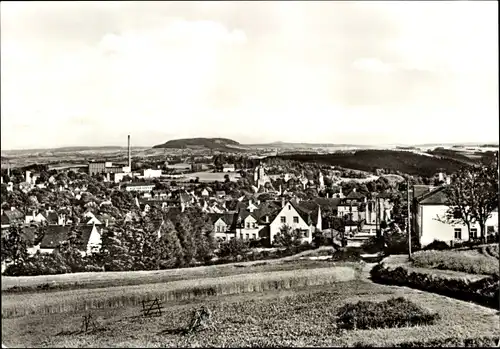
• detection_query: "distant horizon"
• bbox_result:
[1,2,498,149]
[2,138,498,152]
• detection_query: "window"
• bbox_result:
[246,234,249,240]
[470,228,478,239]
[304,230,309,238]
[293,216,299,224]
[281,216,286,224]
[246,222,251,229]
[288,204,291,210]
[253,234,257,239]
[253,223,257,229]
[454,228,462,240]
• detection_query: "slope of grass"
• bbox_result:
[2,259,345,294]
[411,250,499,277]
[1,266,361,318]
[2,280,498,348]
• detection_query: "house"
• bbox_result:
[1,207,25,228]
[412,185,499,247]
[210,213,237,241]
[143,169,162,179]
[268,200,321,244]
[83,211,102,225]
[201,188,210,197]
[234,210,260,240]
[215,190,226,198]
[24,210,48,224]
[222,164,236,172]
[123,182,156,193]
[39,224,102,256]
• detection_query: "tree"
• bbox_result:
[157,220,184,268]
[441,166,482,241]
[217,238,250,260]
[273,225,304,248]
[471,155,498,241]
[1,225,28,265]
[175,215,197,266]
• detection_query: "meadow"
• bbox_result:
[2,258,340,293]
[2,280,498,348]
[411,244,499,277]
[1,264,361,318]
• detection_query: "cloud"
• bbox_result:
[1,1,498,148]
[352,58,396,74]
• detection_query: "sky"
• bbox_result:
[1,1,498,150]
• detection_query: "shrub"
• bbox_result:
[370,264,500,310]
[424,240,450,251]
[336,297,439,330]
[331,248,362,262]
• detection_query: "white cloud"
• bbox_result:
[1,2,498,149]
[352,58,396,74]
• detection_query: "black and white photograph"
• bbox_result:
[1,1,499,347]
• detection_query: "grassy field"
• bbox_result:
[411,245,499,277]
[2,264,362,318]
[2,280,498,348]
[2,258,341,293]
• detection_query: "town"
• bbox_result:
[1,135,498,275]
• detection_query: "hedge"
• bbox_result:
[370,264,500,310]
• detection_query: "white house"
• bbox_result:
[236,211,260,240]
[222,164,236,172]
[413,186,499,247]
[143,169,162,179]
[39,224,102,256]
[211,213,236,241]
[269,201,319,244]
[25,210,48,224]
[124,183,155,192]
[201,188,210,197]
[83,211,103,225]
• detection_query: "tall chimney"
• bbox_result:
[128,135,131,170]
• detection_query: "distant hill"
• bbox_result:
[247,141,378,149]
[152,138,248,152]
[273,150,469,177]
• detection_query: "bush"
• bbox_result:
[370,264,500,309]
[331,248,362,262]
[424,240,450,251]
[336,297,439,330]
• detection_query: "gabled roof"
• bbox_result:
[412,185,435,201]
[209,212,237,228]
[46,212,59,224]
[345,190,365,200]
[313,197,341,209]
[417,186,448,205]
[77,225,98,250]
[2,209,25,223]
[40,226,71,249]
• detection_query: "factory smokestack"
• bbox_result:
[128,135,131,170]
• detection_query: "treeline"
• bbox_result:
[2,207,217,276]
[274,150,466,177]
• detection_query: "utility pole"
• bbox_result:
[407,177,412,257]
